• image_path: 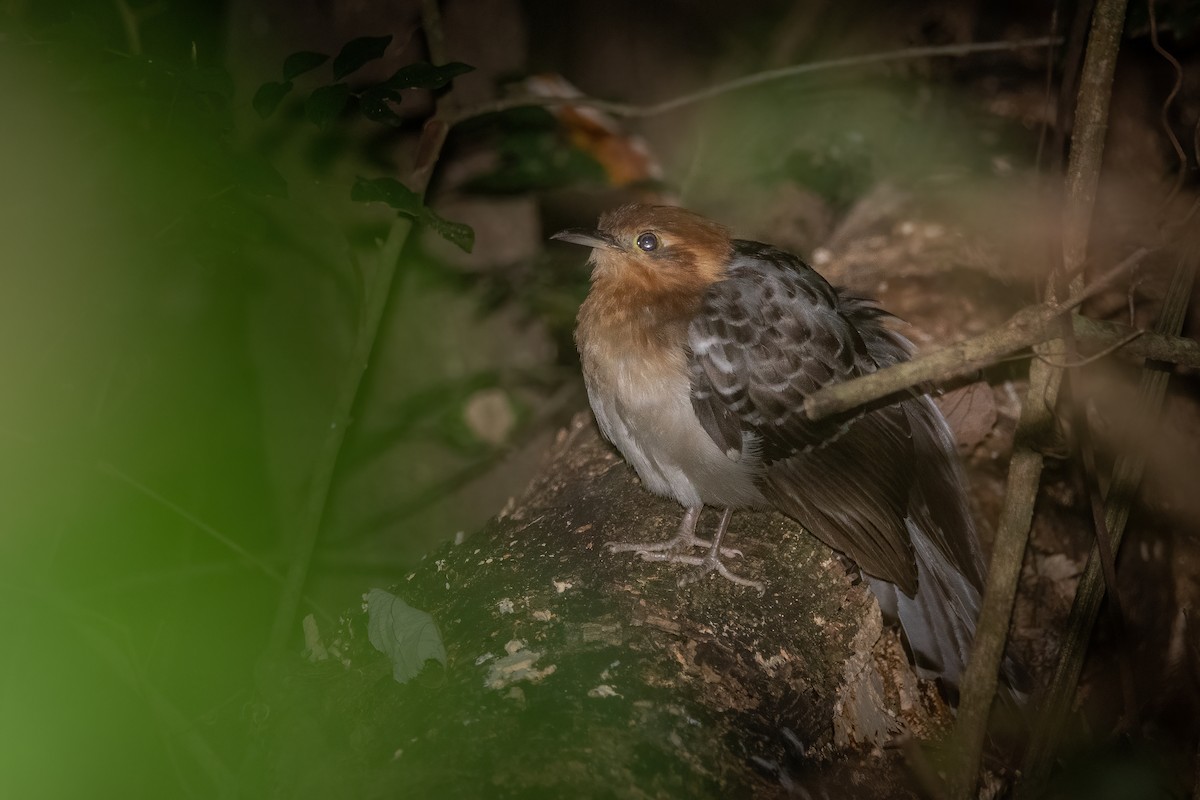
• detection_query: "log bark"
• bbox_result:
[249,413,952,798]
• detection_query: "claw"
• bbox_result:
[606,538,742,558]
[606,506,765,594]
[697,556,767,596]
[634,550,765,594]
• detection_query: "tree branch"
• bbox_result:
[1072,316,1200,366]
[803,248,1152,422]
[949,0,1132,795]
[447,37,1062,125]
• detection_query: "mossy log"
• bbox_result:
[250,413,953,798]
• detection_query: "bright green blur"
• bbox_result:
[1,14,280,797]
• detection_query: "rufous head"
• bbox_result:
[553,204,733,295]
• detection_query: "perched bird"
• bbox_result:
[553,203,992,693]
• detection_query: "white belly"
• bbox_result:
[583,354,766,510]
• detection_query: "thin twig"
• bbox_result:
[98,462,336,626]
[447,37,1062,125]
[266,216,416,653]
[1148,0,1187,209]
[1065,247,1154,309]
[949,0,1131,796]
[803,248,1150,422]
[1034,329,1144,368]
[1020,246,1198,796]
[266,0,455,654]
[995,312,1200,368]
[1072,317,1200,365]
[1034,3,1060,173]
[1058,317,1136,721]
[99,463,282,582]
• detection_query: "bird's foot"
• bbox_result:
[634,550,766,595]
[606,533,743,559]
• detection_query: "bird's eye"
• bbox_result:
[636,232,660,252]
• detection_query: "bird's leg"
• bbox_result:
[606,505,742,557]
[627,508,766,595]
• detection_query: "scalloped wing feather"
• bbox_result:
[687,242,920,591]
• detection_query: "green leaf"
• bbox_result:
[305,83,350,128]
[282,50,329,81]
[351,176,422,216]
[366,589,446,684]
[332,34,393,80]
[252,80,293,118]
[358,86,403,126]
[422,207,475,253]
[382,61,474,90]
[352,177,474,251]
[466,126,606,193]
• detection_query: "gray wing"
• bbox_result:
[687,243,920,593]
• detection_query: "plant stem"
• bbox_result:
[948,0,1130,795]
[266,0,453,654]
[1019,247,1197,796]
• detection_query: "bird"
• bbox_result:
[553,203,995,694]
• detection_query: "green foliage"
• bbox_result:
[252,41,476,250]
[332,34,393,80]
[0,23,301,800]
[253,79,293,117]
[780,139,873,211]
[351,174,425,214]
[380,60,474,90]
[420,208,475,254]
[464,108,607,193]
[0,8,489,797]
[305,82,351,128]
[352,177,475,253]
[254,52,329,117]
[252,38,474,130]
[359,85,404,126]
[282,51,330,81]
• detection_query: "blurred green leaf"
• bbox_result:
[467,124,606,193]
[351,177,475,252]
[252,80,293,118]
[305,83,350,128]
[365,589,446,684]
[358,86,403,126]
[781,145,871,210]
[381,61,474,90]
[281,50,329,81]
[421,207,474,253]
[331,34,392,80]
[351,175,422,215]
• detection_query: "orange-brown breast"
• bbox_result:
[575,252,765,510]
